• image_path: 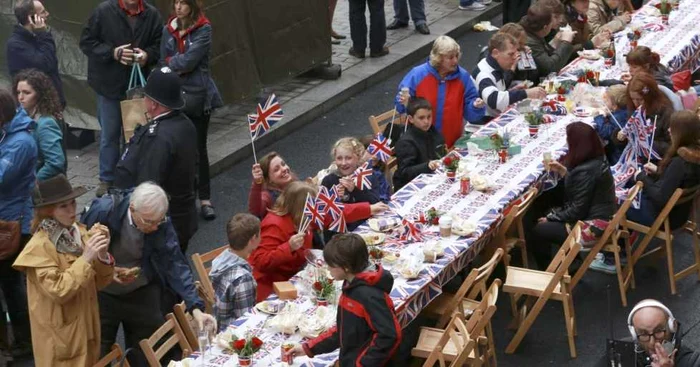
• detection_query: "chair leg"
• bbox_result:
[612,247,628,307]
[505,295,548,354]
[625,237,636,290]
[665,235,677,295]
[561,294,577,358]
[520,241,529,269]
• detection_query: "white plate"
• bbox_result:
[573,107,592,117]
[255,300,285,315]
[361,232,386,246]
[579,50,602,60]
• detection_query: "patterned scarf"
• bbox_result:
[39,218,83,257]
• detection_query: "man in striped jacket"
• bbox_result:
[473,33,547,121]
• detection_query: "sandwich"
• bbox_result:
[88,223,110,239]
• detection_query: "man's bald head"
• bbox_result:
[631,303,673,355]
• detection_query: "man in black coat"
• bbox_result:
[80,0,162,197]
[114,67,198,253]
[6,0,65,108]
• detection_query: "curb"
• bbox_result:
[209,4,503,176]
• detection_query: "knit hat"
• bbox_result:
[607,84,628,108]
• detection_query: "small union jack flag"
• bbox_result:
[399,218,423,242]
[247,93,283,140]
[302,193,324,231]
[317,186,344,216]
[352,162,373,191]
[367,133,393,163]
[328,213,347,233]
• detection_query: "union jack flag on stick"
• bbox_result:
[300,193,323,233]
[367,133,393,163]
[316,186,346,232]
[247,93,283,162]
[399,218,423,242]
[351,162,373,191]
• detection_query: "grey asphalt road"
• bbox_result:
[184,14,700,367]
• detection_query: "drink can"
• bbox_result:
[281,343,294,365]
[460,176,470,195]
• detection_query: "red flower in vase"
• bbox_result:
[233,339,246,351]
[585,71,595,79]
[313,281,323,291]
[558,87,566,95]
[443,156,453,166]
[252,337,264,348]
[634,30,641,38]
[605,49,615,58]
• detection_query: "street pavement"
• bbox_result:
[185,14,700,367]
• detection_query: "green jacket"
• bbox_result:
[525,31,575,81]
[33,115,66,181]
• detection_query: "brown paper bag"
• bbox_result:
[121,98,147,142]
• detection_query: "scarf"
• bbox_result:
[567,5,588,23]
[39,218,83,257]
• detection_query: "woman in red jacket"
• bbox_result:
[249,181,388,301]
[247,152,297,219]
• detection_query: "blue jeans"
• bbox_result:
[460,0,475,6]
[349,0,387,53]
[393,0,426,25]
[97,94,124,183]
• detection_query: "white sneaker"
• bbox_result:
[478,0,493,4]
[589,257,617,275]
[459,2,487,10]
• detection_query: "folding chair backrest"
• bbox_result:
[139,313,192,367]
[191,245,228,311]
[465,279,501,337]
[435,248,503,328]
[368,109,400,136]
[173,301,198,351]
[422,313,475,367]
[496,188,538,242]
[93,343,130,367]
[545,222,582,276]
[571,182,642,288]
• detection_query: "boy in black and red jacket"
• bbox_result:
[288,233,402,366]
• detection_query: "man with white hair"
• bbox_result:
[395,35,486,148]
[627,299,700,367]
[81,181,215,366]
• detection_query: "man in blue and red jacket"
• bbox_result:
[395,35,486,148]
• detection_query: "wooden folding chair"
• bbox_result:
[570,182,642,307]
[173,301,200,351]
[621,184,700,295]
[368,108,403,136]
[414,280,501,367]
[493,187,538,269]
[503,222,582,358]
[93,343,130,367]
[191,245,228,313]
[139,313,192,367]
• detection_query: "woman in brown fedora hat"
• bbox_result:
[13,174,115,366]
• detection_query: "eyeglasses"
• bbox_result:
[132,209,166,227]
[636,329,667,342]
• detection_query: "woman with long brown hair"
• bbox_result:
[248,152,298,218]
[14,69,66,181]
[628,111,700,227]
[526,122,616,269]
[160,0,223,220]
[13,175,114,366]
[622,46,674,91]
[248,181,387,301]
[617,73,674,157]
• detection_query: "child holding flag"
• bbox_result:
[248,182,387,301]
[321,137,390,230]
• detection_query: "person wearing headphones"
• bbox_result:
[628,299,700,367]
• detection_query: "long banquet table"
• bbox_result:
[180,0,700,365]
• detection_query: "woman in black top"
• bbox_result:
[527,122,617,269]
[628,111,700,228]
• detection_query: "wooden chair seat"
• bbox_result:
[412,327,477,360]
[504,267,563,299]
[423,294,479,319]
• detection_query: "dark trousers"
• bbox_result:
[349,0,387,53]
[392,0,426,25]
[190,113,211,201]
[503,0,531,24]
[0,236,31,349]
[524,186,567,269]
[99,282,165,367]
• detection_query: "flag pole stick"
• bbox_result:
[648,115,657,163]
[602,104,624,131]
[250,134,258,164]
[387,107,397,139]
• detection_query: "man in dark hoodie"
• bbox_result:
[393,97,445,191]
[287,233,402,366]
[79,0,163,197]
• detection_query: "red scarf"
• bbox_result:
[118,0,144,16]
[166,15,211,53]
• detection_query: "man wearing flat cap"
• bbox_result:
[114,67,198,253]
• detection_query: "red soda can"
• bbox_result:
[281,343,294,365]
[460,176,470,195]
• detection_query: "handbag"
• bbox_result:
[0,219,21,260]
[120,64,148,142]
[181,87,207,119]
